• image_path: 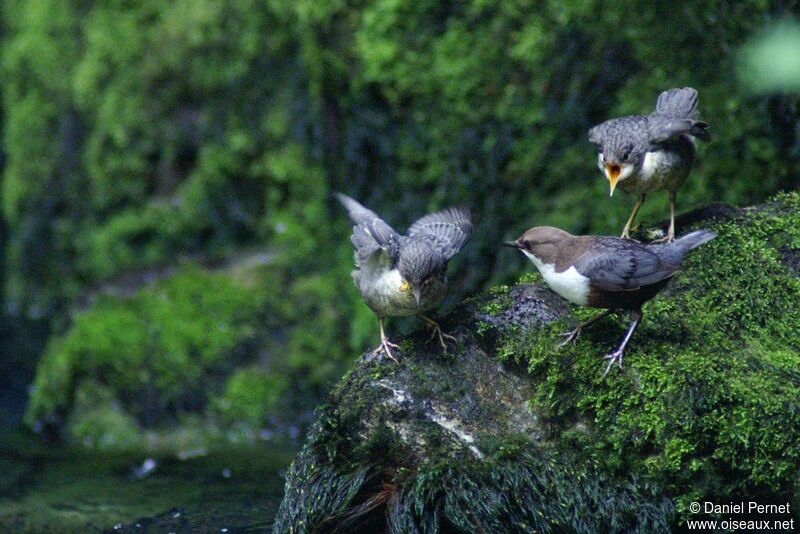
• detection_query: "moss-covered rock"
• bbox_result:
[274,193,800,533]
[25,266,269,446]
[210,367,284,428]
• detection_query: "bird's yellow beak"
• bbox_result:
[605,163,621,196]
[400,280,411,293]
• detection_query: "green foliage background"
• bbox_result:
[0,0,798,444]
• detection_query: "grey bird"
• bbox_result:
[504,226,716,376]
[336,193,473,362]
[589,87,710,242]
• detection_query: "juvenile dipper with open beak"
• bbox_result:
[336,193,473,362]
[589,87,710,242]
[504,226,716,375]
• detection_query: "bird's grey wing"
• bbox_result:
[574,239,678,291]
[407,206,473,260]
[646,115,709,144]
[335,193,400,266]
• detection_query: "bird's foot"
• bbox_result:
[557,327,581,347]
[620,231,641,243]
[425,320,457,353]
[651,233,675,244]
[377,338,401,363]
[601,349,624,377]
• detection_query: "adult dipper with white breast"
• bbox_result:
[504,226,716,375]
[589,87,710,242]
[336,193,473,362]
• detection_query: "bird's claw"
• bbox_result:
[620,233,641,243]
[426,322,456,353]
[377,338,401,363]
[557,328,581,347]
[651,234,675,244]
[601,350,624,377]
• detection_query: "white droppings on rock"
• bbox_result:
[376,380,411,405]
[376,380,484,459]
[425,402,484,460]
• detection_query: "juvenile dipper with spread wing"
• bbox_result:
[505,226,715,375]
[336,193,473,361]
[589,87,710,242]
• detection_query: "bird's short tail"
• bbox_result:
[677,229,717,251]
[654,87,710,141]
[660,229,717,265]
[655,87,699,118]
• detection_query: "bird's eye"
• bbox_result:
[622,152,630,161]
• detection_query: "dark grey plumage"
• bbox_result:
[407,207,474,259]
[335,192,400,267]
[589,87,710,241]
[573,237,677,292]
[573,229,715,293]
[335,192,473,360]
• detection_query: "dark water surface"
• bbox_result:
[0,431,295,533]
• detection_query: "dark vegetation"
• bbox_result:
[0,1,798,530]
[1,0,798,447]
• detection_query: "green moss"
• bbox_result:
[517,271,543,285]
[479,284,512,316]
[494,192,800,518]
[25,266,263,436]
[276,428,675,533]
[210,367,284,428]
[66,380,141,449]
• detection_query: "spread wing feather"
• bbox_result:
[407,206,473,260]
[574,238,678,291]
[647,116,710,144]
[335,193,400,267]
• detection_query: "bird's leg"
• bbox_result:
[377,316,400,363]
[621,194,646,240]
[602,309,642,377]
[422,315,456,352]
[652,191,676,243]
[558,309,616,347]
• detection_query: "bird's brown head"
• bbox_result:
[503,226,573,262]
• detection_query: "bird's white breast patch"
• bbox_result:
[522,251,590,306]
[374,267,404,294]
[642,150,668,177]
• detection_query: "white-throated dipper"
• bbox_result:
[336,193,473,361]
[589,87,710,242]
[504,226,716,375]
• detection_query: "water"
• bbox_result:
[0,431,295,533]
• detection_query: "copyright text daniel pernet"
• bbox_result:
[685,502,794,531]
